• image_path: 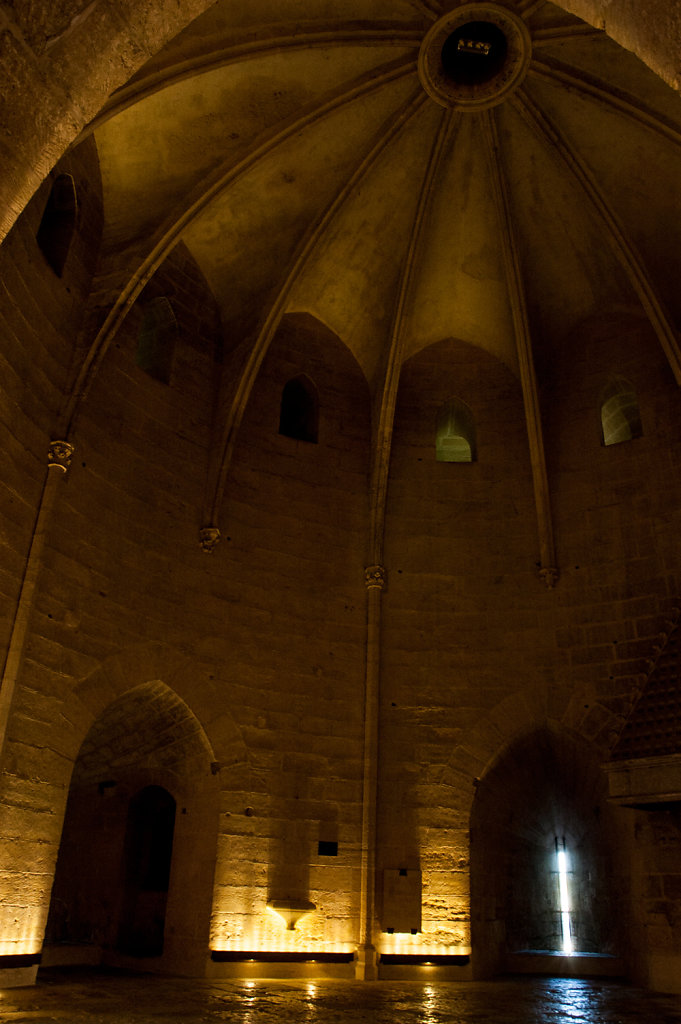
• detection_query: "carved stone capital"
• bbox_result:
[539,565,559,589]
[47,440,75,472]
[199,526,221,553]
[364,564,386,590]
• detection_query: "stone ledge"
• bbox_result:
[604,754,681,806]
[505,951,625,977]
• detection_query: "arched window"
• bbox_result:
[279,374,318,443]
[36,173,77,277]
[436,398,476,462]
[600,378,642,446]
[136,297,178,384]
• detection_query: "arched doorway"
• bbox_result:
[470,728,629,978]
[44,681,219,975]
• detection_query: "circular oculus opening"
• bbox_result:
[441,21,508,86]
[417,4,531,111]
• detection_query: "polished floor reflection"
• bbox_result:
[2,971,680,1023]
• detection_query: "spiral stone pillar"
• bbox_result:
[355,563,386,981]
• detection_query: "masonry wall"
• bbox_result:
[629,805,681,993]
[1,253,371,967]
[540,309,681,993]
[0,140,103,961]
[380,337,543,959]
[542,310,681,745]
[378,315,681,981]
[2,162,681,987]
[0,138,103,669]
[0,234,220,962]
[211,312,370,954]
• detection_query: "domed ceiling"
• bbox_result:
[79,0,681,571]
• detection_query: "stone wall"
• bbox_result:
[380,337,540,956]
[629,805,681,992]
[3,288,371,966]
[1,0,681,992]
[0,138,102,657]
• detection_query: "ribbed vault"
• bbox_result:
[51,0,681,586]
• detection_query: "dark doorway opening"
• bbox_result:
[117,786,176,958]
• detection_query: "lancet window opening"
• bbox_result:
[36,173,78,277]
[136,296,178,384]
[279,374,319,443]
[600,377,643,446]
[436,397,476,462]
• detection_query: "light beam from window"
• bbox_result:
[556,838,573,955]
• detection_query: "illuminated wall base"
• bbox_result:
[207,950,473,982]
[207,951,355,981]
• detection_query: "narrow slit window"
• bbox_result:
[555,837,573,955]
[36,174,77,277]
[600,378,642,446]
[279,374,318,443]
[436,398,476,462]
[136,297,178,384]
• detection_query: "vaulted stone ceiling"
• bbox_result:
[70,0,681,573]
[86,0,681,376]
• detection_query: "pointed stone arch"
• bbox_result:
[0,643,248,978]
[68,642,248,772]
[469,724,629,978]
[43,645,250,976]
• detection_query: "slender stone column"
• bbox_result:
[355,563,386,981]
[0,441,73,987]
[0,441,74,762]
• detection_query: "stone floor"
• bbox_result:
[1,971,680,1024]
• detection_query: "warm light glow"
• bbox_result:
[421,984,438,1024]
[266,900,316,932]
[210,887,354,953]
[240,982,257,1024]
[379,923,470,959]
[557,847,573,955]
[0,906,45,957]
